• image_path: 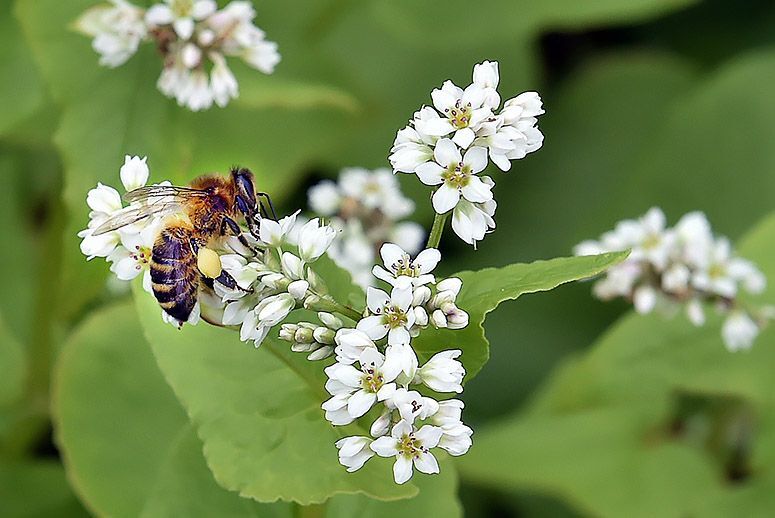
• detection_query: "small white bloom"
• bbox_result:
[437,421,473,456]
[416,139,491,214]
[431,399,464,426]
[287,279,309,300]
[334,328,378,365]
[298,218,336,262]
[76,0,147,68]
[387,388,439,424]
[427,80,492,148]
[417,350,465,393]
[370,420,443,484]
[373,243,441,287]
[357,286,416,345]
[335,436,374,472]
[119,155,149,191]
[389,125,435,174]
[308,180,341,216]
[722,311,759,352]
[259,211,300,248]
[686,298,705,326]
[633,285,658,314]
[254,293,295,327]
[451,196,496,247]
[146,0,217,40]
[209,52,239,107]
[472,60,500,110]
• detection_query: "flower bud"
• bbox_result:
[307,345,333,361]
[318,312,343,330]
[431,309,447,328]
[443,303,469,330]
[255,293,295,326]
[281,252,304,280]
[414,306,429,327]
[436,277,462,296]
[288,279,310,300]
[294,323,315,344]
[313,326,335,344]
[303,294,322,310]
[279,323,298,342]
[412,286,432,306]
[261,272,288,290]
[370,410,391,438]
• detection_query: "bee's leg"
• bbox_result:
[213,268,253,293]
[256,192,277,220]
[220,216,254,250]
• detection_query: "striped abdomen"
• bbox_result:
[150,226,200,323]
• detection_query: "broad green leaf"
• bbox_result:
[413,251,629,380]
[0,313,26,407]
[134,287,417,504]
[0,5,45,136]
[327,457,462,518]
[458,212,775,517]
[54,301,295,516]
[0,461,89,518]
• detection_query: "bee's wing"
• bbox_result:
[123,185,210,204]
[91,199,182,236]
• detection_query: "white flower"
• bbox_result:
[451,184,496,247]
[210,52,239,108]
[686,298,705,326]
[178,68,213,111]
[334,329,378,365]
[385,343,418,382]
[426,80,492,148]
[372,243,441,287]
[390,222,425,256]
[417,350,465,393]
[357,286,416,345]
[254,293,295,327]
[722,311,759,352]
[472,60,500,110]
[322,348,401,424]
[146,0,217,40]
[389,125,435,174]
[259,211,300,248]
[119,155,149,191]
[87,182,123,215]
[431,399,464,426]
[370,420,443,484]
[107,221,160,293]
[298,218,336,262]
[437,421,473,456]
[387,388,438,424]
[335,436,374,472]
[633,285,658,314]
[416,139,491,214]
[308,180,341,216]
[75,0,147,68]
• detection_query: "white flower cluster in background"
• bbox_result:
[75,0,280,111]
[389,60,544,247]
[301,243,473,484]
[216,213,338,346]
[575,207,772,351]
[307,168,424,289]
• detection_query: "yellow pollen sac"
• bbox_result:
[197,248,223,279]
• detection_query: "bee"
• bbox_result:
[92,167,269,326]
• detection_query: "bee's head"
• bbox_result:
[231,167,258,219]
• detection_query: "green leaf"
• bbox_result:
[0,461,89,518]
[457,212,775,517]
[413,251,629,380]
[54,301,296,516]
[133,287,417,504]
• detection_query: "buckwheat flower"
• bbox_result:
[431,399,464,426]
[686,298,706,326]
[255,293,295,327]
[373,243,441,287]
[451,194,496,247]
[693,238,765,298]
[210,53,239,108]
[357,286,416,345]
[335,436,374,472]
[334,329,378,365]
[259,210,300,248]
[722,311,759,352]
[178,68,214,111]
[107,221,161,293]
[162,300,201,328]
[118,155,149,191]
[323,348,402,423]
[388,388,439,424]
[472,60,500,110]
[75,0,147,68]
[390,222,425,256]
[427,80,492,148]
[417,350,465,393]
[308,180,341,216]
[633,285,658,314]
[385,342,418,382]
[389,125,435,174]
[370,420,443,484]
[298,218,336,262]
[437,421,473,456]
[416,139,491,214]
[146,0,217,40]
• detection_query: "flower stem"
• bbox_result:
[426,212,449,249]
[309,293,362,322]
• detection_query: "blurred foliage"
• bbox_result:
[2,0,775,515]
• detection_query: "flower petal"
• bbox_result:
[433,138,461,167]
[432,184,460,214]
[415,162,445,186]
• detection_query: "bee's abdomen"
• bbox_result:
[150,227,199,323]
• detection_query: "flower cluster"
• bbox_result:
[575,208,772,351]
[389,60,544,246]
[307,168,424,289]
[320,243,473,484]
[216,213,337,346]
[78,157,187,311]
[75,0,280,111]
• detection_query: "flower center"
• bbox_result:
[361,367,384,393]
[398,432,427,459]
[130,245,153,270]
[441,162,471,190]
[392,254,419,277]
[383,304,408,329]
[444,99,472,130]
[709,263,726,279]
[171,0,194,17]
[643,234,661,250]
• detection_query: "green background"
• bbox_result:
[2,0,775,515]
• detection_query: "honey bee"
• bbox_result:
[93,167,268,325]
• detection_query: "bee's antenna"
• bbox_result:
[257,192,277,220]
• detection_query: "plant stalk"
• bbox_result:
[426,211,449,249]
